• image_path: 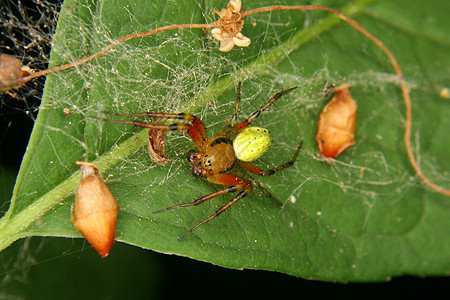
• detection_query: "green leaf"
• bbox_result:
[1,0,449,281]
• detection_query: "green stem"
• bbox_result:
[0,130,148,252]
[0,0,374,252]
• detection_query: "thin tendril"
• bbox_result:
[16,22,217,86]
[11,4,450,196]
[243,5,449,196]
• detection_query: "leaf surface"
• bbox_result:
[1,0,449,281]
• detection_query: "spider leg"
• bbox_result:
[152,184,242,214]
[229,81,242,127]
[217,81,242,137]
[152,174,251,240]
[234,168,282,206]
[238,141,303,176]
[232,86,297,135]
[178,188,250,241]
[90,112,208,149]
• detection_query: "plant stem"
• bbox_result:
[0,129,148,252]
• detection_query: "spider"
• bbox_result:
[92,83,303,240]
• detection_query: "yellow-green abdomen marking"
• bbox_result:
[233,127,272,162]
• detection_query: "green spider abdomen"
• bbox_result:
[233,127,272,162]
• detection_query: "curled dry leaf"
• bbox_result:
[72,161,119,257]
[148,119,169,166]
[316,83,357,159]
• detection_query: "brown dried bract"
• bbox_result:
[0,54,23,93]
[72,161,119,257]
[0,54,34,93]
[316,83,357,159]
[148,119,169,166]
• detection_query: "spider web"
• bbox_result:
[0,0,64,296]
[0,0,449,292]
[0,0,60,178]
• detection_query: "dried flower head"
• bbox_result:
[72,161,119,257]
[316,83,357,159]
[211,0,250,52]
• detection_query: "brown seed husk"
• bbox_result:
[0,54,23,93]
[72,162,119,257]
[316,83,357,159]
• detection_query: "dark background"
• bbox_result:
[0,0,447,298]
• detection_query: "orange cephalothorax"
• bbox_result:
[201,137,236,175]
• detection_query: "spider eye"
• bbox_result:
[233,127,273,162]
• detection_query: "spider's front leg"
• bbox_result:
[231,86,297,135]
[152,174,252,240]
[89,112,208,149]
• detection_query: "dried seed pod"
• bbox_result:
[72,161,119,257]
[316,83,357,158]
[0,54,33,93]
[0,54,23,93]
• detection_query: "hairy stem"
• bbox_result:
[0,129,149,252]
